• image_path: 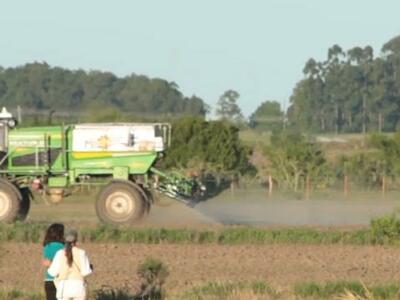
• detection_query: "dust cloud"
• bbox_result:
[193,188,399,226]
[29,188,399,227]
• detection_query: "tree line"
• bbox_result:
[0,62,207,118]
[287,35,400,133]
[3,36,400,134]
[214,35,400,134]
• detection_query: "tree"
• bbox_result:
[249,100,283,131]
[338,133,400,189]
[264,131,331,192]
[288,36,400,133]
[288,62,325,131]
[162,116,252,175]
[382,35,400,54]
[215,90,244,123]
[327,45,346,133]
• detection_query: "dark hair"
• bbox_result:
[65,241,74,267]
[43,223,65,246]
[64,229,78,267]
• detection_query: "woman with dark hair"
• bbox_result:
[43,223,65,300]
[48,229,92,300]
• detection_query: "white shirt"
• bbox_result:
[48,247,92,299]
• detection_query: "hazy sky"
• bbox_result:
[1,0,399,117]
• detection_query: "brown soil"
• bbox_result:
[1,242,400,296]
[5,188,400,297]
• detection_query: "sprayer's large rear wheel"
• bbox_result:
[96,182,146,225]
[0,179,22,223]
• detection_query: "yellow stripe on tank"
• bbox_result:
[71,151,153,159]
[72,152,114,159]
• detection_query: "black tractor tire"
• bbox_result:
[128,182,152,214]
[18,187,31,220]
[96,182,147,225]
[143,189,153,214]
[0,179,22,223]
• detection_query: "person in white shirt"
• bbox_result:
[48,229,92,300]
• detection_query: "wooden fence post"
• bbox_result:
[305,175,311,200]
[268,175,273,197]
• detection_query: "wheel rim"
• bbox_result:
[0,191,11,219]
[105,191,135,221]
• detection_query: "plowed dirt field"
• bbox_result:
[3,188,400,297]
[1,243,400,296]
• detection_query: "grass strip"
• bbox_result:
[0,288,43,300]
[294,281,400,299]
[2,281,400,300]
[5,213,400,246]
[180,281,277,299]
[0,223,372,245]
[181,281,400,300]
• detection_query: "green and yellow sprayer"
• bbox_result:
[0,108,204,225]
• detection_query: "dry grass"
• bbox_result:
[336,284,375,300]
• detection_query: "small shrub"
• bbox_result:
[370,214,400,245]
[136,257,169,300]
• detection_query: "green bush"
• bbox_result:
[162,117,254,176]
[370,213,400,245]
